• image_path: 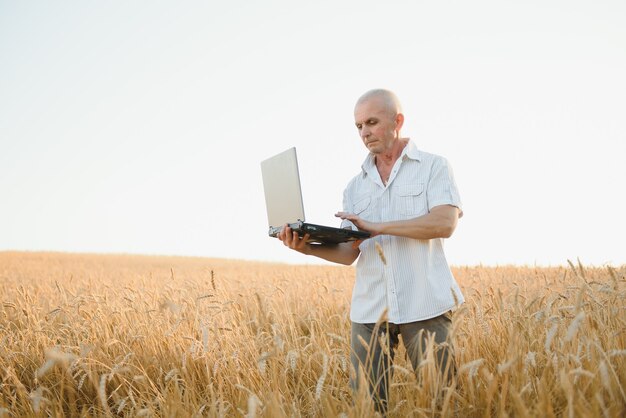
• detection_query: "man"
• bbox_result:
[277,89,464,413]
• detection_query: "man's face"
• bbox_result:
[354,98,399,154]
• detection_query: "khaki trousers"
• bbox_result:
[350,313,454,414]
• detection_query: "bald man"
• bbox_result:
[278,89,464,413]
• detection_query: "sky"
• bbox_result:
[1,0,625,267]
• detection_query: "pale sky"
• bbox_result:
[1,0,625,267]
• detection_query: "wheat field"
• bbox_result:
[0,251,624,417]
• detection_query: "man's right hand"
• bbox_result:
[277,224,311,255]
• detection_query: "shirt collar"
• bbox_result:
[403,139,421,161]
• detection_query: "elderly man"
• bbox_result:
[278,89,464,413]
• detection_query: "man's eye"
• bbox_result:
[367,120,377,125]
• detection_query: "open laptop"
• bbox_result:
[261,147,370,244]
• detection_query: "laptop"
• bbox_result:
[261,147,370,244]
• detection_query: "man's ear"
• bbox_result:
[395,113,405,132]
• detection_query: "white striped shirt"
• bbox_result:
[341,140,464,324]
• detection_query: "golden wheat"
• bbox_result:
[0,252,624,417]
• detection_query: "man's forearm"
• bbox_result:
[302,242,360,265]
[377,206,459,240]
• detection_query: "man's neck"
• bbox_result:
[375,138,409,167]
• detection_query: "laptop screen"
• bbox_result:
[260,147,306,228]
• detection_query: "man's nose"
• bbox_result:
[360,127,370,139]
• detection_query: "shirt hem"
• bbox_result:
[350,301,464,325]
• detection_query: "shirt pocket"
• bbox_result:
[396,183,426,217]
[353,196,371,216]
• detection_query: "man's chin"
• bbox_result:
[366,143,382,153]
